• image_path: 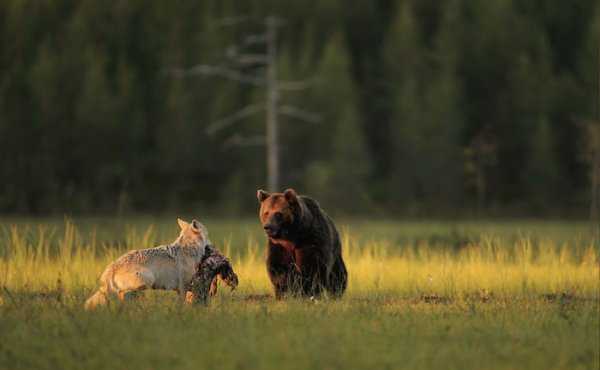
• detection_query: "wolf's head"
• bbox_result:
[176,218,210,248]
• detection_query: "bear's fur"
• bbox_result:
[257,188,347,298]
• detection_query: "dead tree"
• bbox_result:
[582,40,600,239]
[170,16,319,192]
[592,39,600,238]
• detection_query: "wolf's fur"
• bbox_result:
[84,218,209,310]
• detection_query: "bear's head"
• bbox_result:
[257,188,301,239]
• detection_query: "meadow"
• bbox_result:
[0,217,598,370]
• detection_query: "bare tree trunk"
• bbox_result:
[266,16,279,192]
[476,164,485,217]
[592,151,599,225]
[593,39,600,239]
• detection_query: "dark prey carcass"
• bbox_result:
[185,245,238,304]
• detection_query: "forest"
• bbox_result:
[0,0,598,216]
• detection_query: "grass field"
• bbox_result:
[0,218,598,370]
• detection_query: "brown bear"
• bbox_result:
[257,188,347,298]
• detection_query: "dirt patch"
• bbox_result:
[419,294,452,304]
[243,294,273,303]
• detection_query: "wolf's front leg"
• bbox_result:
[118,290,142,301]
[184,290,203,304]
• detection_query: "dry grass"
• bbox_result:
[1,220,597,299]
[0,219,598,370]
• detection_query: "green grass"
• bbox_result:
[0,218,599,370]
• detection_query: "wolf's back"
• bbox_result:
[84,242,204,309]
[112,245,186,266]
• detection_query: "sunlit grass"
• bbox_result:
[0,219,598,370]
[1,220,597,299]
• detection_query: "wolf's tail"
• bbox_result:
[84,266,116,310]
[84,289,108,310]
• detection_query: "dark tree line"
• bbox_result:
[0,0,598,216]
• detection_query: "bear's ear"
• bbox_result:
[177,218,189,230]
[257,189,270,202]
[284,188,298,204]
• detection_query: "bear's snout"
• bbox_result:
[263,224,281,238]
[263,212,286,238]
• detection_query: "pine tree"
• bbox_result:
[304,33,370,211]
[385,0,464,213]
[525,119,559,210]
[384,1,423,211]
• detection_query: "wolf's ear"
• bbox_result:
[190,219,203,233]
[177,218,189,230]
[284,188,298,204]
[257,189,270,202]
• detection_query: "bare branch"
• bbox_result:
[199,16,274,36]
[206,104,264,135]
[233,54,268,65]
[264,16,287,27]
[243,34,267,46]
[223,134,265,149]
[211,16,251,27]
[223,44,268,65]
[279,78,318,91]
[169,64,265,86]
[195,16,255,36]
[225,45,238,58]
[279,105,321,124]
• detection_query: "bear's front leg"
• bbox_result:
[267,262,299,299]
[267,244,297,299]
[294,247,328,297]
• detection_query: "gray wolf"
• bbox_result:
[84,218,210,309]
